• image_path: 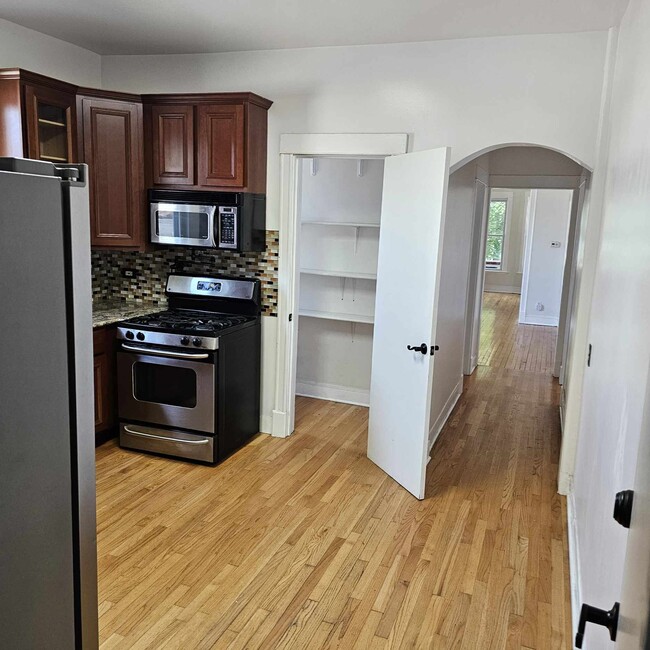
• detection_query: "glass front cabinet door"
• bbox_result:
[24,84,77,163]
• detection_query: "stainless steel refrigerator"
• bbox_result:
[0,158,98,649]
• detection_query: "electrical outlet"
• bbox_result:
[536,302,544,311]
[121,268,139,279]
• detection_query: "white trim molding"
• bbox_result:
[273,133,409,438]
[280,133,408,156]
[296,381,370,407]
[567,488,582,640]
[483,285,522,294]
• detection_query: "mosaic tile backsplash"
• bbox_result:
[92,230,279,317]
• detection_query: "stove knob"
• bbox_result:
[125,331,134,340]
[180,336,190,346]
[136,332,145,341]
[192,337,202,347]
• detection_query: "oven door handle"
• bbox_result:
[123,426,211,445]
[121,343,210,360]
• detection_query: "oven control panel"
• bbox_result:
[218,207,238,249]
[117,327,219,350]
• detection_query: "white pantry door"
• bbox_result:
[368,147,450,499]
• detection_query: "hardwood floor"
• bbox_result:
[96,362,571,647]
[478,292,558,374]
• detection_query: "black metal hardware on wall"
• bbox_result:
[430,345,440,356]
[613,490,634,528]
[407,343,428,355]
[289,313,293,322]
[575,602,619,648]
[587,343,592,367]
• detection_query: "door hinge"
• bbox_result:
[289,313,293,322]
[587,343,592,367]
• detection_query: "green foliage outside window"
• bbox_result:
[485,199,507,270]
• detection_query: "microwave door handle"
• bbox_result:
[209,205,217,247]
[121,343,210,360]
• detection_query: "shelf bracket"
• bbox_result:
[351,321,356,342]
[310,158,318,176]
[353,226,360,254]
[352,278,357,302]
[357,159,364,177]
[340,277,346,300]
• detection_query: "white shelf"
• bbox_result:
[301,220,380,228]
[300,268,377,280]
[299,309,374,324]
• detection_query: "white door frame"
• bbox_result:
[463,169,489,375]
[271,133,408,438]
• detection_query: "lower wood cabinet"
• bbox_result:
[93,327,117,444]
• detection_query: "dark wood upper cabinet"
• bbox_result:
[79,93,144,249]
[0,69,77,162]
[197,103,245,188]
[0,69,272,252]
[143,93,272,193]
[150,104,194,185]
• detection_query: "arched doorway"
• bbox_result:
[448,142,591,494]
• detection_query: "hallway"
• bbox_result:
[478,292,558,374]
[95,291,571,648]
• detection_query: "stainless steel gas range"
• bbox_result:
[116,274,261,463]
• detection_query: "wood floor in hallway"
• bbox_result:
[479,292,558,374]
[96,293,571,649]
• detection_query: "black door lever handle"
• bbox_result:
[575,602,619,648]
[407,343,428,355]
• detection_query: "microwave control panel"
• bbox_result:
[218,207,238,249]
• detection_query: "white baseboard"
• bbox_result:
[260,414,273,435]
[296,380,370,407]
[567,489,581,640]
[483,285,521,294]
[428,377,463,453]
[269,409,289,438]
[519,314,559,326]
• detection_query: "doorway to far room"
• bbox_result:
[478,188,572,375]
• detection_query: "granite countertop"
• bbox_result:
[93,300,167,329]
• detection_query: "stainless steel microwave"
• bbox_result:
[149,190,265,252]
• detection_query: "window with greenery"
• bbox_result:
[485,198,507,270]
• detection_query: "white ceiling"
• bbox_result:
[0,0,628,56]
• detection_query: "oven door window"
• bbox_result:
[133,362,197,408]
[156,209,210,240]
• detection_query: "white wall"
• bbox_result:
[429,161,476,445]
[0,18,101,87]
[570,0,650,644]
[484,189,528,294]
[519,189,572,326]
